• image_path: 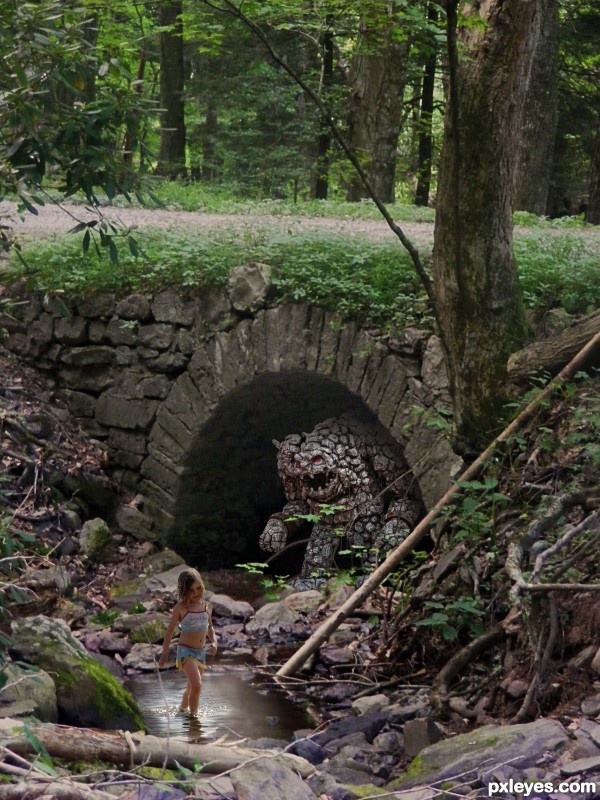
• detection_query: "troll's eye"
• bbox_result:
[312,456,323,464]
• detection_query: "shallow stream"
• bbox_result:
[127,663,312,743]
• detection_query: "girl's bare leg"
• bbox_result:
[179,684,190,712]
[182,659,202,715]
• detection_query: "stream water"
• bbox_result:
[127,663,312,743]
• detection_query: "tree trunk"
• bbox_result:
[345,7,410,203]
[154,0,186,178]
[432,0,540,454]
[514,0,559,216]
[313,27,334,200]
[585,123,600,225]
[201,98,220,182]
[413,4,438,207]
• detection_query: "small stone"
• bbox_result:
[581,696,600,717]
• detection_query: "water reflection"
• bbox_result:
[127,665,311,743]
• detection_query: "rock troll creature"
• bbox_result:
[260,415,421,589]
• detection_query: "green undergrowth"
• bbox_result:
[5,224,599,328]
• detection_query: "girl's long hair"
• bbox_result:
[177,568,204,604]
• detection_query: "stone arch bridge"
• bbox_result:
[4,269,459,570]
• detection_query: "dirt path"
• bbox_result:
[0,199,435,248]
[2,200,599,254]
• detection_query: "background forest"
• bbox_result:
[1,0,599,218]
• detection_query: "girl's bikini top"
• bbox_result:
[179,608,209,633]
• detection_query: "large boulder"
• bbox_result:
[387,719,569,791]
[10,615,144,731]
[0,662,58,722]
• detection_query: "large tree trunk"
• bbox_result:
[345,6,410,203]
[154,0,186,178]
[514,0,559,215]
[432,0,541,454]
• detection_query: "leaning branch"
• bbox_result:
[276,329,600,677]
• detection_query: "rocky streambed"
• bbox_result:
[3,553,600,800]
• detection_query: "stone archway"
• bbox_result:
[168,372,380,570]
[3,285,461,566]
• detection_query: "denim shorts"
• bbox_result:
[176,644,207,671]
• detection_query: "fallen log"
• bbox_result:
[0,718,313,777]
[507,310,600,382]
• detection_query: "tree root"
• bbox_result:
[429,623,505,717]
[511,593,559,723]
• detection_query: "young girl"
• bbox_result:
[158,568,217,717]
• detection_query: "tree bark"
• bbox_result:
[345,6,410,203]
[154,0,187,178]
[514,0,559,216]
[432,0,540,454]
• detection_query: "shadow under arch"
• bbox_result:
[169,370,380,574]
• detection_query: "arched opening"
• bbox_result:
[169,371,380,575]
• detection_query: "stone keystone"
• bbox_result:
[227,263,274,313]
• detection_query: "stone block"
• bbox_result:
[116,504,155,539]
[137,323,174,351]
[54,316,88,345]
[144,352,188,374]
[60,346,115,367]
[76,292,116,318]
[107,429,147,455]
[116,293,152,321]
[316,311,342,376]
[152,288,196,325]
[62,390,97,418]
[57,366,114,393]
[104,317,138,346]
[148,430,185,466]
[140,454,181,492]
[88,320,107,343]
[95,392,158,430]
[227,262,274,313]
[139,375,170,398]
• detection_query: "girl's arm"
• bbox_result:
[158,604,182,667]
[206,604,218,654]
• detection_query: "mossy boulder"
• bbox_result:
[10,615,144,731]
[79,517,114,562]
[386,719,569,791]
